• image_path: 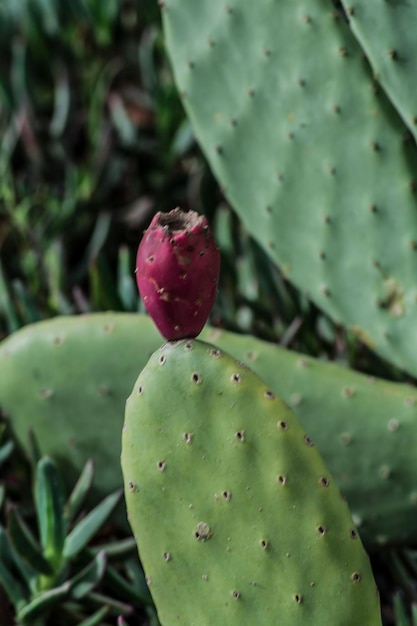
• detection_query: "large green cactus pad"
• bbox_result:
[0,314,161,511]
[162,0,417,377]
[206,326,417,548]
[122,339,381,626]
[341,1,417,141]
[1,314,417,547]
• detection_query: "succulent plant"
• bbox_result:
[2,312,417,548]
[160,0,417,379]
[0,450,153,625]
[122,338,382,625]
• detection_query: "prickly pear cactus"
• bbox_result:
[136,208,220,340]
[205,326,417,549]
[2,314,417,547]
[161,0,417,378]
[340,1,417,140]
[0,314,161,512]
[122,339,381,625]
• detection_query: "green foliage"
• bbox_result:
[0,451,155,625]
[0,0,193,339]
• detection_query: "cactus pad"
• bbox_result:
[122,339,381,625]
[162,0,417,377]
[0,314,161,509]
[341,1,417,141]
[2,314,417,547]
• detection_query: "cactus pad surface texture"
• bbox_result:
[162,0,417,378]
[340,0,417,141]
[0,314,161,508]
[122,339,381,625]
[2,314,417,548]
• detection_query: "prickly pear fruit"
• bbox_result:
[122,339,382,626]
[136,208,220,340]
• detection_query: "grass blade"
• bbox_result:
[35,457,67,565]
[78,605,111,626]
[65,459,95,523]
[63,489,122,559]
[9,508,54,576]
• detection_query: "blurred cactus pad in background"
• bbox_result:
[2,1,417,625]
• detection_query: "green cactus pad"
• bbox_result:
[205,327,417,549]
[2,314,417,547]
[162,0,417,378]
[122,339,381,626]
[0,314,161,512]
[340,1,417,140]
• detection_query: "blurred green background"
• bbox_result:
[1,2,416,624]
[0,0,354,365]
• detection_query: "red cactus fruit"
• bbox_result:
[136,208,220,340]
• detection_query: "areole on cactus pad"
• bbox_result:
[136,208,220,340]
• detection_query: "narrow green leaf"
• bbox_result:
[16,582,71,622]
[29,429,42,465]
[0,440,14,466]
[146,606,161,626]
[0,260,19,333]
[49,63,70,137]
[63,489,122,560]
[104,565,152,607]
[86,211,112,265]
[9,509,54,576]
[124,557,153,606]
[70,551,107,600]
[171,119,194,157]
[0,558,28,612]
[0,524,37,593]
[89,254,122,311]
[393,593,410,626]
[117,246,137,311]
[109,95,136,146]
[0,485,4,510]
[89,537,136,559]
[44,239,73,314]
[0,527,29,609]
[86,591,132,616]
[35,457,66,564]
[34,0,60,36]
[65,459,94,523]
[78,606,111,626]
[11,281,41,325]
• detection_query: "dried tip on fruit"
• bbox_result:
[136,208,220,340]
